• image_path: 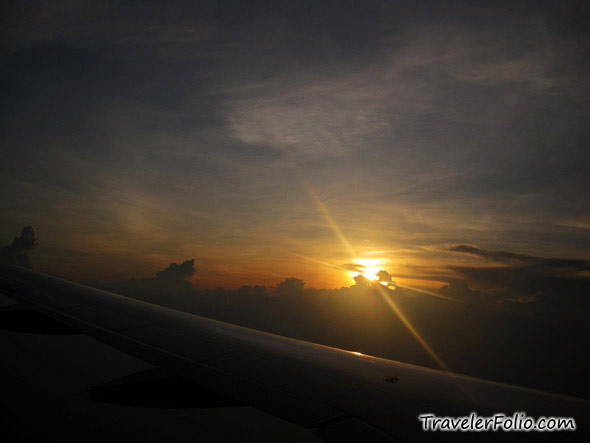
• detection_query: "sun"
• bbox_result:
[350,258,385,281]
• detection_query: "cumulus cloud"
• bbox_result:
[376,270,395,284]
[155,259,195,282]
[97,259,196,306]
[273,277,305,296]
[352,274,371,287]
[0,226,37,269]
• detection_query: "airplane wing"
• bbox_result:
[0,263,587,442]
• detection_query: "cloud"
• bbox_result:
[444,244,589,270]
[376,270,394,283]
[227,72,394,160]
[352,274,371,287]
[436,279,491,303]
[441,245,590,308]
[450,264,589,301]
[274,277,305,296]
[155,259,195,282]
[341,262,365,273]
[445,244,538,263]
[0,226,37,269]
[97,259,196,307]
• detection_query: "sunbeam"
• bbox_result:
[375,284,475,401]
[300,177,357,259]
[386,282,458,302]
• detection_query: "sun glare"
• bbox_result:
[351,258,385,281]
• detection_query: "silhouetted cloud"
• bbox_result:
[0,226,37,269]
[274,277,305,296]
[376,270,395,284]
[155,259,195,282]
[98,259,196,306]
[352,274,370,287]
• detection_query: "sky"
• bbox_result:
[1,0,589,290]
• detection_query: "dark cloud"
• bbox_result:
[445,244,589,270]
[376,270,394,284]
[445,244,539,263]
[436,279,492,303]
[352,274,371,287]
[155,259,195,282]
[0,226,37,269]
[450,265,590,306]
[273,277,305,296]
[97,259,196,307]
[441,245,590,310]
